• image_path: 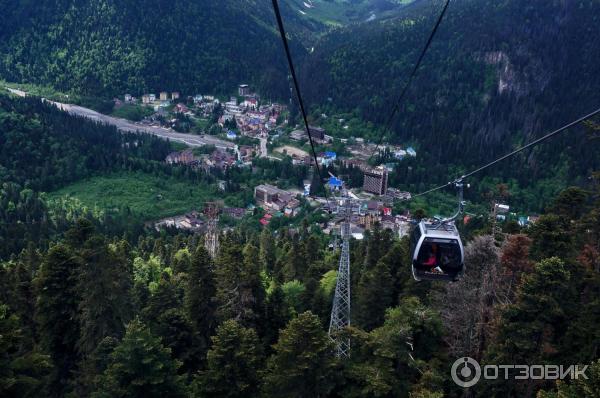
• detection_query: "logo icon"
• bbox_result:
[451,357,481,387]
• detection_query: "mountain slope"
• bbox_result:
[0,0,316,98]
[300,0,600,188]
[283,0,417,26]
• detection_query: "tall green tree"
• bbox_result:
[485,257,578,396]
[342,297,444,398]
[77,237,133,357]
[197,320,263,398]
[354,255,395,331]
[92,318,186,398]
[538,359,600,398]
[259,228,276,274]
[0,303,52,398]
[214,236,265,328]
[263,284,289,348]
[184,246,216,357]
[528,214,573,260]
[34,243,81,395]
[263,311,337,398]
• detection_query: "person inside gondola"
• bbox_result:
[422,244,444,273]
[422,244,437,267]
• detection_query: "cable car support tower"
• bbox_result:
[328,182,352,358]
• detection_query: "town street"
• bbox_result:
[260,136,268,157]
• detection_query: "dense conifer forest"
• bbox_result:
[1,174,599,397]
[0,92,598,396]
[1,0,600,396]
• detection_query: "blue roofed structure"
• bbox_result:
[328,176,343,189]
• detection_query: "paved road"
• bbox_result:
[4,87,233,150]
[6,87,27,97]
[259,136,268,157]
[50,101,234,149]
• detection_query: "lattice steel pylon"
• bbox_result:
[329,195,352,358]
[204,202,220,258]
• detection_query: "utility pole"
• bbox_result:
[204,202,220,258]
[329,193,351,358]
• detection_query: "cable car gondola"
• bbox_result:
[409,181,467,282]
[410,220,464,281]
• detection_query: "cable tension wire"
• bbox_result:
[369,0,451,162]
[412,106,600,198]
[271,0,328,198]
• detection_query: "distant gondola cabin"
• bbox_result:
[410,221,465,282]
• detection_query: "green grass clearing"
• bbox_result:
[111,103,154,121]
[47,171,216,221]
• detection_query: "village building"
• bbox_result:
[160,92,169,101]
[238,145,256,162]
[239,84,251,96]
[166,149,196,165]
[241,98,258,110]
[254,184,299,214]
[203,149,237,172]
[363,166,389,196]
[290,129,307,141]
[172,92,180,100]
[309,126,325,140]
[384,188,412,201]
[223,207,246,219]
[319,151,337,166]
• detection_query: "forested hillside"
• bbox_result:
[1,182,599,397]
[284,0,417,26]
[0,0,317,98]
[0,94,213,258]
[1,2,600,397]
[300,0,600,190]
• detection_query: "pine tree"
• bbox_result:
[538,359,600,398]
[142,273,182,324]
[198,320,263,398]
[184,246,215,357]
[281,238,306,281]
[214,236,265,327]
[92,318,186,398]
[341,297,444,398]
[259,228,276,274]
[77,237,133,357]
[548,186,589,221]
[0,303,52,398]
[6,259,36,346]
[354,256,394,331]
[263,311,337,397]
[485,257,578,396]
[34,243,81,395]
[242,242,266,330]
[500,234,534,300]
[263,284,289,348]
[528,214,573,260]
[152,308,201,375]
